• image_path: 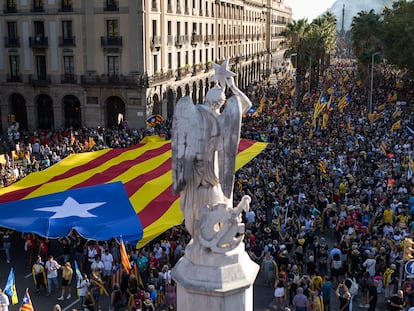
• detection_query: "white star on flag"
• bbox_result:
[35,196,105,219]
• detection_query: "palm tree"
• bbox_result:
[281,19,311,109]
[350,10,383,85]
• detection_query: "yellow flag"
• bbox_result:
[390,120,401,132]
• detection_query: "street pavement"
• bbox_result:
[0,232,390,311]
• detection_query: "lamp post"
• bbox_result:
[308,56,312,95]
[291,53,298,108]
[369,51,380,113]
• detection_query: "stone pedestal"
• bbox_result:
[172,242,259,311]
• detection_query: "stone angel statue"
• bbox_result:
[172,58,252,253]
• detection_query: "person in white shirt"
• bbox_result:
[362,252,376,277]
[77,273,90,311]
[101,248,113,287]
[90,255,104,275]
[0,288,10,311]
[45,255,61,296]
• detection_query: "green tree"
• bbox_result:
[381,0,414,77]
[350,10,383,85]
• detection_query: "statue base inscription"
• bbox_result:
[172,243,259,311]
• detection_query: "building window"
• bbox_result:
[9,55,19,78]
[106,20,119,38]
[105,0,118,11]
[61,0,72,11]
[107,56,119,76]
[153,54,158,73]
[6,0,17,12]
[62,20,73,39]
[33,0,44,11]
[168,53,172,69]
[36,55,47,80]
[7,22,18,41]
[63,55,74,76]
[34,21,45,40]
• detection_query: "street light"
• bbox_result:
[290,53,298,108]
[369,51,380,113]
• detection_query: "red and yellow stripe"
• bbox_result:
[0,136,267,247]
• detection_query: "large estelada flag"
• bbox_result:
[0,136,267,247]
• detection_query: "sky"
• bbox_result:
[285,0,337,21]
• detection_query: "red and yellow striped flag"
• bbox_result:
[381,141,387,155]
[319,160,327,174]
[120,238,131,274]
[0,136,267,247]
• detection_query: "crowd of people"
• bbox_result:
[1,52,414,311]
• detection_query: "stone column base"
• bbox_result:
[172,244,259,311]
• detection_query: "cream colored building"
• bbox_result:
[0,0,291,133]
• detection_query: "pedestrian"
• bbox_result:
[367,279,378,311]
[109,283,123,311]
[335,282,351,311]
[0,287,10,311]
[387,290,406,311]
[101,247,114,290]
[58,261,73,300]
[53,304,62,311]
[274,272,286,310]
[321,275,332,311]
[77,273,90,311]
[45,255,61,296]
[0,228,13,263]
[32,255,47,294]
[22,232,36,268]
[292,287,309,311]
[82,291,95,311]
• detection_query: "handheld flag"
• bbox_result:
[74,260,82,297]
[390,120,401,132]
[4,267,18,304]
[120,238,132,274]
[19,289,34,311]
[90,273,109,296]
[146,114,164,128]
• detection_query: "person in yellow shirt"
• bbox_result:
[383,205,393,225]
[58,262,73,300]
[311,271,323,291]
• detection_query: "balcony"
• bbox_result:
[104,1,118,11]
[184,7,189,15]
[176,6,181,14]
[80,74,139,86]
[167,4,173,13]
[191,34,203,46]
[100,36,123,48]
[61,74,77,84]
[175,35,186,47]
[3,4,17,13]
[176,66,191,80]
[59,36,76,47]
[4,37,20,48]
[167,35,174,46]
[7,74,22,83]
[31,4,45,12]
[59,4,73,12]
[29,75,51,86]
[149,70,174,85]
[29,36,49,49]
[192,63,204,75]
[150,36,162,50]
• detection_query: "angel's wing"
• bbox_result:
[218,95,243,198]
[171,96,205,195]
